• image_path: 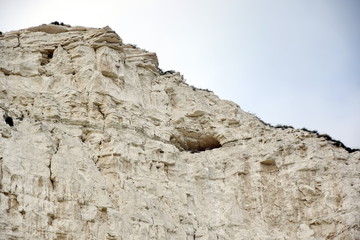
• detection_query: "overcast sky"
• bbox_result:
[1,0,359,148]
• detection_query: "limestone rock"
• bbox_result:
[0,24,359,239]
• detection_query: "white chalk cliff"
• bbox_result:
[0,24,359,239]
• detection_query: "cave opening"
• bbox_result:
[170,133,222,153]
[5,116,13,127]
[40,49,55,66]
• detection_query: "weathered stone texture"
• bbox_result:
[0,24,359,239]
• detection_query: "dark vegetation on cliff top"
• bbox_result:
[256,117,359,153]
[50,21,71,27]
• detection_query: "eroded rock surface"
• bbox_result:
[0,24,359,239]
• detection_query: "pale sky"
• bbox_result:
[1,0,359,148]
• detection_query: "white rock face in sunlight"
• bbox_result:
[0,24,359,239]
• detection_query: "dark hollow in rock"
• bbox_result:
[5,116,14,127]
[170,131,222,152]
[40,49,55,66]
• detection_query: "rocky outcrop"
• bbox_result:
[0,24,359,239]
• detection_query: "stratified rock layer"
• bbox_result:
[0,24,359,240]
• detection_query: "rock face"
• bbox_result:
[0,24,359,240]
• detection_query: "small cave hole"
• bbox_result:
[260,159,278,173]
[5,116,14,127]
[47,50,54,59]
[260,159,276,166]
[170,133,222,153]
[47,213,55,226]
[40,49,55,66]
